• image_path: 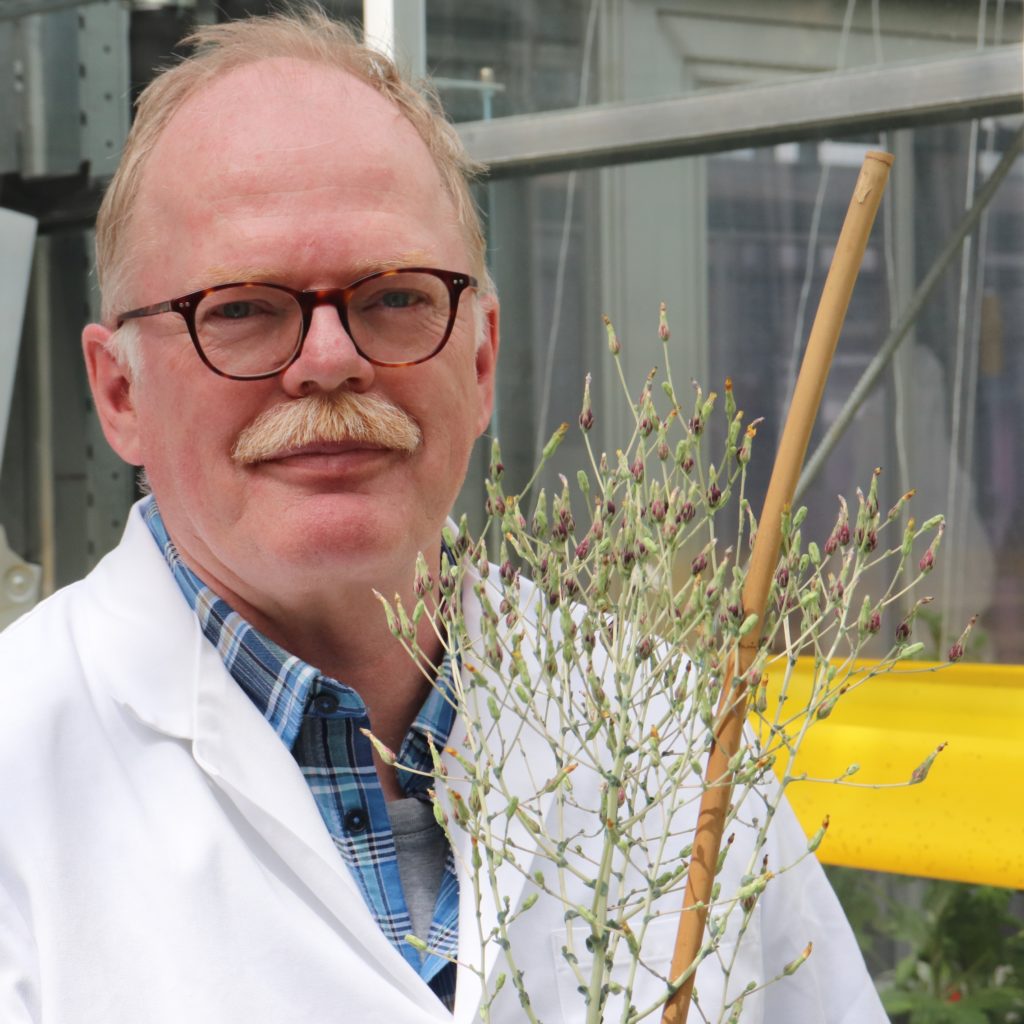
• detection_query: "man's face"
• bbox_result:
[84,60,498,613]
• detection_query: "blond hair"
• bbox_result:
[96,6,488,326]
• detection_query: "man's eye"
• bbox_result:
[213,301,258,319]
[378,290,421,309]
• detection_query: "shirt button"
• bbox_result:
[313,692,340,716]
[344,807,369,834]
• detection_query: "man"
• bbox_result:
[0,10,887,1023]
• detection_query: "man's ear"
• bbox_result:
[473,296,500,436]
[82,324,144,466]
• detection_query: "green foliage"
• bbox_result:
[827,869,1024,1023]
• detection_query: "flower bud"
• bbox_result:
[603,314,620,355]
[911,742,946,784]
[542,422,569,461]
[579,373,594,432]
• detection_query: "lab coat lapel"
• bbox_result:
[189,641,433,1001]
[89,504,435,1007]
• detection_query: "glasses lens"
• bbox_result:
[347,271,453,365]
[195,285,301,377]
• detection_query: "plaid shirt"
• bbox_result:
[142,498,459,1009]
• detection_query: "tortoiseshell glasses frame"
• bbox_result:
[114,267,479,381]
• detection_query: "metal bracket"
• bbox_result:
[0,206,41,628]
[0,524,40,629]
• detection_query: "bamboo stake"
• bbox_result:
[661,150,893,1024]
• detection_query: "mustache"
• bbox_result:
[231,391,422,465]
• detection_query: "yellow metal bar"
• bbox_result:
[753,658,1024,889]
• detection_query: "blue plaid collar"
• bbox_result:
[140,496,455,771]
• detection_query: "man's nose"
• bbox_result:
[279,302,375,396]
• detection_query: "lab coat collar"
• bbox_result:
[77,502,447,1013]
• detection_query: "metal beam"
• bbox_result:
[458,46,1024,178]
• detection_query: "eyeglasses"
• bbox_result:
[115,267,478,381]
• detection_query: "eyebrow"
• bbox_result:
[193,251,437,291]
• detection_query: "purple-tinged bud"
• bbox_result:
[775,567,789,588]
[868,611,881,634]
[707,484,722,507]
[495,462,504,477]
[657,441,670,461]
[548,589,560,608]
[728,603,741,619]
[911,742,946,784]
[688,416,703,436]
[838,524,851,546]
[500,560,515,582]
[575,538,590,560]
[579,372,594,432]
[651,500,667,522]
[691,553,707,576]
[919,550,934,573]
[640,417,653,437]
[658,302,670,342]
[635,636,653,661]
[896,620,911,642]
[737,446,749,464]
[866,529,877,552]
[631,457,644,483]
[948,614,977,663]
[606,500,617,517]
[682,456,695,473]
[681,501,696,522]
[824,534,838,555]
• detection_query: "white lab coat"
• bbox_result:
[0,503,887,1023]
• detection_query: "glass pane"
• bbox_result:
[426,0,1021,120]
[462,121,1024,665]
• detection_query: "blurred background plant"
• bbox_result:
[828,868,1024,1023]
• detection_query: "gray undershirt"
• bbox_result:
[388,797,448,945]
